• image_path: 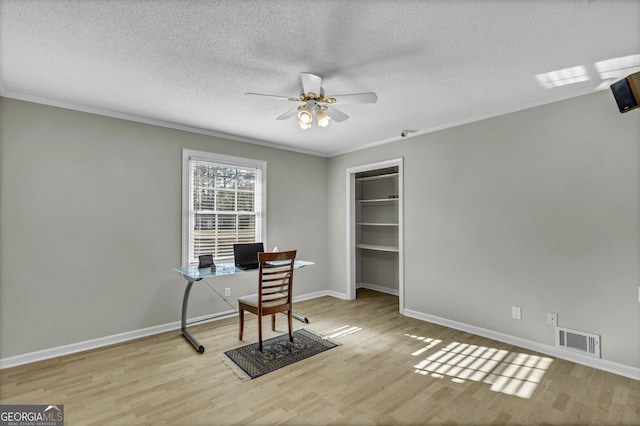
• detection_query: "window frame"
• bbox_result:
[181,149,267,266]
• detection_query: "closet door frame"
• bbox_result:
[346,157,404,314]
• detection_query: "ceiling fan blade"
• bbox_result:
[325,106,349,122]
[300,72,322,96]
[329,92,378,104]
[245,92,296,101]
[276,106,299,120]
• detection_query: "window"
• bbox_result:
[182,150,266,266]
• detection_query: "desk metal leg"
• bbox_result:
[181,276,309,353]
[292,312,309,323]
[181,279,205,353]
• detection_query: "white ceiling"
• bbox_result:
[1,0,639,157]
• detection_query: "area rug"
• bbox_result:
[220,328,340,380]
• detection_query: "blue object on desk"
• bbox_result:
[174,260,314,353]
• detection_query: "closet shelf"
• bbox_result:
[356,243,399,252]
[356,173,398,182]
[356,198,399,203]
[357,222,398,226]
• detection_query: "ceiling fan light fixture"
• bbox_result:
[297,100,314,125]
[316,109,331,127]
[298,110,313,124]
[298,120,312,129]
[246,73,377,129]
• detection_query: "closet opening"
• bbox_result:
[346,158,404,313]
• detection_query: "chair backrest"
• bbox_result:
[257,250,297,309]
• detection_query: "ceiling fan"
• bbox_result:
[246,72,378,129]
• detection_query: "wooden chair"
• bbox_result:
[238,250,297,352]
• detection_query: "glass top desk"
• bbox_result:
[174,260,314,353]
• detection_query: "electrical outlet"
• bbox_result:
[224,287,231,297]
[512,306,521,320]
[547,312,558,326]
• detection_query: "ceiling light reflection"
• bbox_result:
[595,54,640,80]
[535,65,589,89]
[535,54,640,91]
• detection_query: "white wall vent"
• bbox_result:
[555,326,601,358]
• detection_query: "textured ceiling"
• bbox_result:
[1,0,639,157]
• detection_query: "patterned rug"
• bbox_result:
[220,329,340,380]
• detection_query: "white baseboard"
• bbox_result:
[357,282,399,296]
[0,321,176,370]
[0,291,339,370]
[324,290,349,300]
[0,309,240,370]
[292,290,333,302]
[4,291,638,382]
[404,308,640,381]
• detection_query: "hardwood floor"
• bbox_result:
[1,289,638,425]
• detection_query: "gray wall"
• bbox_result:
[2,90,639,371]
[328,91,639,368]
[0,98,328,358]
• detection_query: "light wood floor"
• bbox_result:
[1,289,638,425]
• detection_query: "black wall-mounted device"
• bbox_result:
[610,72,640,113]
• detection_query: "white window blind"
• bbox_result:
[182,150,265,266]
